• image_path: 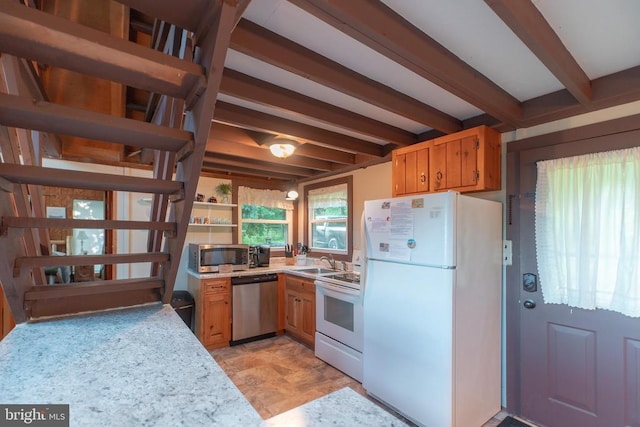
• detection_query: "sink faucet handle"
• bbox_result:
[319,255,336,269]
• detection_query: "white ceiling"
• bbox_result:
[221,0,640,146]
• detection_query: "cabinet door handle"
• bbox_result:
[436,171,443,182]
[420,173,426,183]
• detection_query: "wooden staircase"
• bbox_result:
[0,0,246,323]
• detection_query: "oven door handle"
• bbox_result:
[315,280,361,296]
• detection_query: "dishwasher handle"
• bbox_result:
[231,273,278,285]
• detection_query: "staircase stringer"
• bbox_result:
[0,191,30,324]
[148,25,187,277]
[148,143,178,276]
[160,1,239,303]
[0,127,39,250]
[1,54,56,280]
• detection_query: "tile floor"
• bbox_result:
[210,334,524,426]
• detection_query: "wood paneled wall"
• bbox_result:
[1,283,16,340]
[42,186,105,245]
[39,0,127,163]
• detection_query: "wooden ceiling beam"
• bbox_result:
[209,122,356,165]
[486,0,591,105]
[220,68,417,146]
[0,2,205,99]
[206,137,335,171]
[464,65,640,130]
[230,19,462,134]
[520,65,640,127]
[207,154,315,176]
[0,93,192,152]
[289,0,522,127]
[202,159,307,180]
[293,144,355,165]
[214,101,386,157]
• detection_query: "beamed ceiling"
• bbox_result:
[3,0,640,185]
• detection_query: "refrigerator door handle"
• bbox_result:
[360,211,368,296]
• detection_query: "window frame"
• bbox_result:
[304,176,353,262]
[238,205,293,249]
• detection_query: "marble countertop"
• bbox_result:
[0,303,406,426]
[187,264,339,281]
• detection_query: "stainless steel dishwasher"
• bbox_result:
[230,273,279,345]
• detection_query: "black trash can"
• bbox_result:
[171,290,194,332]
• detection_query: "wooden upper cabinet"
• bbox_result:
[392,125,501,196]
[431,135,477,191]
[392,147,429,197]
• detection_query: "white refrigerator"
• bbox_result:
[362,191,502,427]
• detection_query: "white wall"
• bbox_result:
[296,162,392,253]
[173,176,233,291]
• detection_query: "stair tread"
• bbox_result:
[0,164,183,194]
[15,252,169,269]
[2,217,176,231]
[24,277,163,300]
[0,2,205,99]
[0,93,193,152]
[0,0,240,322]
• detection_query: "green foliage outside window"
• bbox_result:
[242,205,286,220]
[241,205,287,247]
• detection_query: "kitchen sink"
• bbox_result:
[293,267,337,275]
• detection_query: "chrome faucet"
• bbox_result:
[320,255,336,269]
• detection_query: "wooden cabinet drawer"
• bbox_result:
[285,275,314,294]
[203,278,230,294]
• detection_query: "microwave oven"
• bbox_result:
[188,244,250,273]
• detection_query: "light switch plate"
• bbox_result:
[503,240,512,266]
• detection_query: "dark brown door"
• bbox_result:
[510,138,640,427]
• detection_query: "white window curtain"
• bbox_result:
[308,183,347,209]
[238,186,293,210]
[535,147,640,317]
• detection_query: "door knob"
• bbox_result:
[523,299,536,309]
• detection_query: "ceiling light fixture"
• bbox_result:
[268,138,297,158]
[286,190,299,201]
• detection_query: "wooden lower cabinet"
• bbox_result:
[284,275,315,348]
[188,276,231,349]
